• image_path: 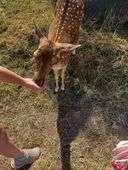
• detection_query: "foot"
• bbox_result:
[11,147,41,170]
[54,87,59,93]
[61,85,65,91]
[72,49,76,55]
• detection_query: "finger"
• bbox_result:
[114,150,128,160]
[124,164,128,170]
[31,80,48,91]
[114,146,128,155]
[36,80,48,89]
[42,80,48,88]
[33,85,42,91]
[112,159,125,170]
[117,141,128,148]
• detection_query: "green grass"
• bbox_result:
[0,0,128,170]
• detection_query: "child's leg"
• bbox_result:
[0,124,24,158]
[0,123,40,169]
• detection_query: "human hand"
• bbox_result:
[112,157,128,170]
[113,141,128,155]
[108,141,128,170]
[23,78,48,91]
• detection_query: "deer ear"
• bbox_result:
[55,43,81,52]
[33,20,45,39]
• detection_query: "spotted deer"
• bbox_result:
[33,0,84,92]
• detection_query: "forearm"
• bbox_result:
[0,66,26,86]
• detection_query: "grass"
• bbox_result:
[0,0,128,170]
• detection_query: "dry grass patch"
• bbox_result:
[0,0,128,169]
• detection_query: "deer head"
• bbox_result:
[33,22,80,87]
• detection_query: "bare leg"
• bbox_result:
[61,67,66,91]
[53,69,59,93]
[0,124,41,169]
[0,124,24,158]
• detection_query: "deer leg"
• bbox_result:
[72,49,76,56]
[53,69,59,93]
[61,67,66,91]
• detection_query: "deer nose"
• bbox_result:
[35,79,45,87]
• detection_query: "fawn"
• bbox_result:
[33,0,84,92]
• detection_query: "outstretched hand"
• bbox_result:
[24,78,48,91]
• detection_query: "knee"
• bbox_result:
[0,124,7,139]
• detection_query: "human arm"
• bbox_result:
[0,66,47,91]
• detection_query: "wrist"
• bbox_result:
[21,78,28,86]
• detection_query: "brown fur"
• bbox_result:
[33,0,84,91]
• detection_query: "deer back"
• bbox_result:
[48,0,84,44]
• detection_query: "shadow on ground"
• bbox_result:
[56,56,92,170]
[17,164,32,170]
[57,99,92,170]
